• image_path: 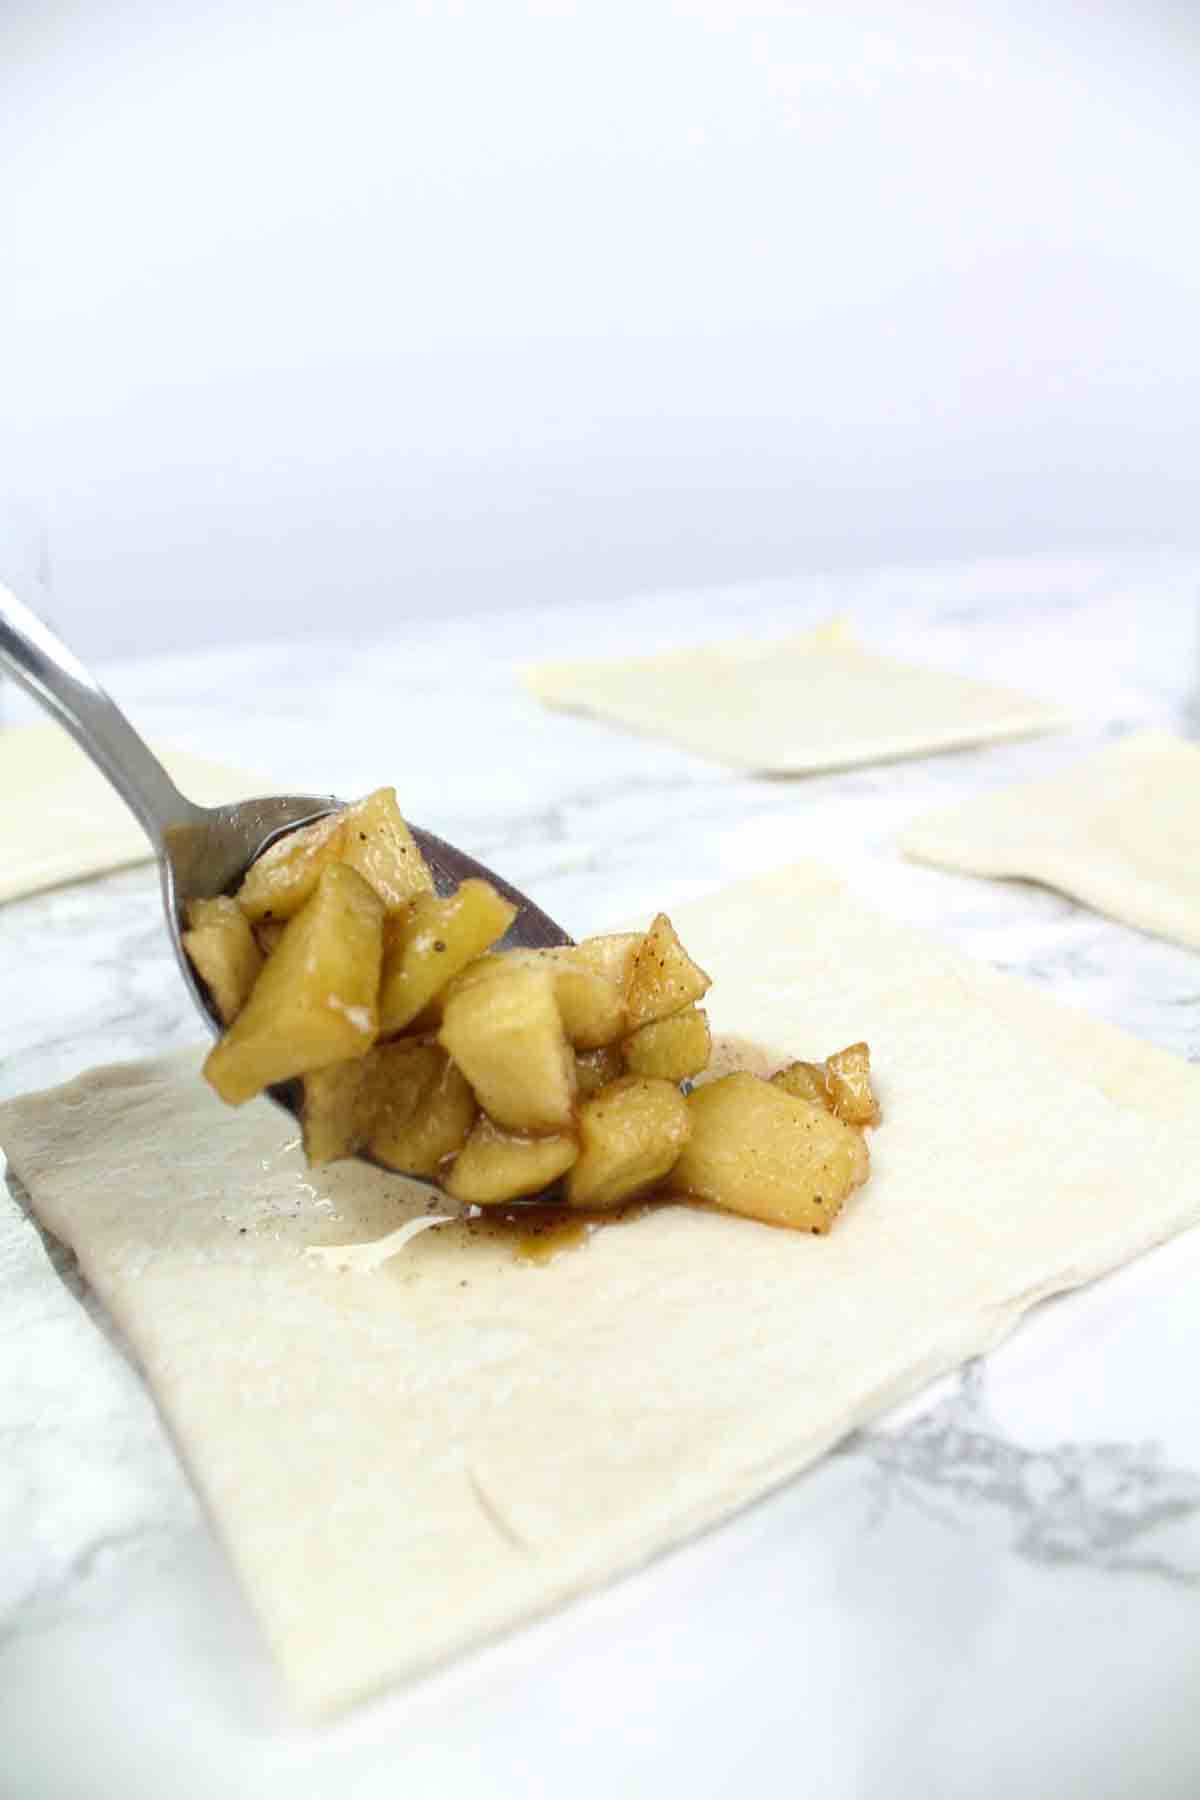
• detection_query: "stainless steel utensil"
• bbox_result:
[0,586,571,1081]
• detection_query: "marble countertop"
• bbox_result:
[3,549,1199,1800]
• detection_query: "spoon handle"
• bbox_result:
[0,586,201,853]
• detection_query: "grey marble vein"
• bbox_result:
[847,1364,1200,1586]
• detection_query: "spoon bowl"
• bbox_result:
[0,589,572,1132]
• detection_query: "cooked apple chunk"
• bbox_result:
[440,943,629,1051]
[623,1005,710,1082]
[770,1059,832,1110]
[254,919,286,956]
[235,809,346,924]
[379,880,517,1036]
[339,787,435,911]
[203,864,383,1105]
[182,896,263,1024]
[566,1075,690,1210]
[673,1073,868,1233]
[539,957,626,1049]
[444,948,626,1050]
[301,1055,382,1166]
[366,1041,476,1176]
[445,1116,578,1204]
[824,1042,880,1126]
[511,950,625,1049]
[625,913,711,1028]
[771,1045,880,1126]
[439,963,576,1132]
[574,1043,624,1096]
[569,931,643,995]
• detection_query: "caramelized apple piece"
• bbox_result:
[574,1044,624,1096]
[204,864,382,1105]
[182,896,263,1024]
[623,1006,711,1082]
[438,948,626,1050]
[569,931,643,996]
[516,950,626,1048]
[445,1116,578,1204]
[565,1075,690,1210]
[625,913,711,1028]
[824,1042,880,1126]
[254,919,287,956]
[235,810,346,924]
[440,963,576,1132]
[770,1060,832,1111]
[367,1041,476,1176]
[539,957,625,1049]
[339,787,435,911]
[379,879,516,1036]
[301,1055,381,1166]
[673,1073,868,1233]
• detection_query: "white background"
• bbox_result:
[2,0,1198,657]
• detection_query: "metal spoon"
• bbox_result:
[0,588,572,1069]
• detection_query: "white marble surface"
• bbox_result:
[2,549,1199,1800]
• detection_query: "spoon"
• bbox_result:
[0,589,572,1067]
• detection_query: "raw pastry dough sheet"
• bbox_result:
[901,731,1200,950]
[0,723,270,903]
[523,621,1068,772]
[3,862,1198,1716]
